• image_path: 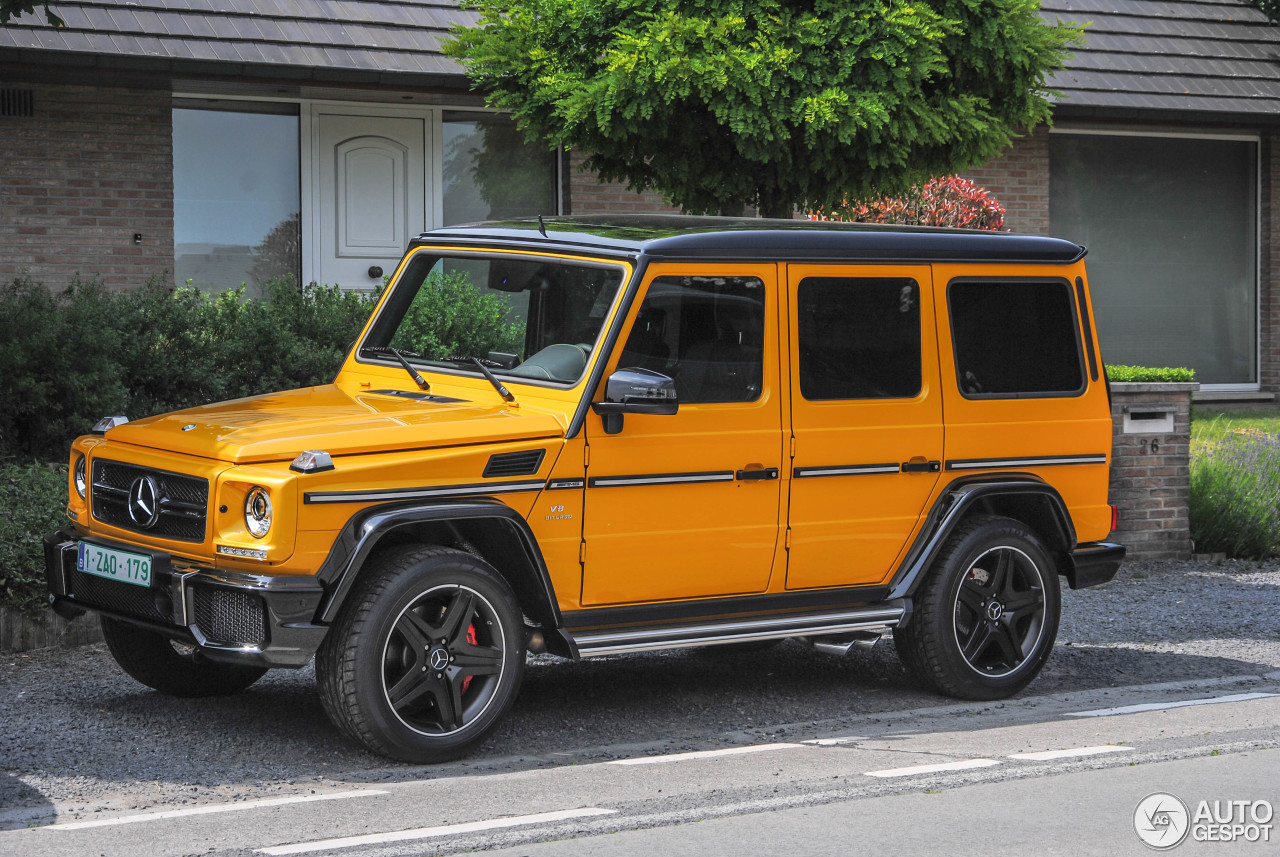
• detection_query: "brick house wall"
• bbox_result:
[963,126,1050,236]
[0,81,174,289]
[1262,131,1279,393]
[566,150,679,215]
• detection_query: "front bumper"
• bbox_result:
[1065,541,1126,589]
[43,528,326,668]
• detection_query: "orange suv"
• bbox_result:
[44,215,1124,762]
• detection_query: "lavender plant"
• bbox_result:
[1190,431,1280,558]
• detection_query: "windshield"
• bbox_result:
[361,251,627,385]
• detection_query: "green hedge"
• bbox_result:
[1105,364,1196,383]
[0,462,68,613]
[0,274,524,462]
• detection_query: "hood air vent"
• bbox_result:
[483,449,546,478]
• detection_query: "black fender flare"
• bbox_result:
[313,499,563,634]
[886,476,1077,604]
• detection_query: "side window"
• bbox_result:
[797,277,922,400]
[617,275,765,404]
[949,280,1085,397]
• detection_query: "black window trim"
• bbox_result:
[794,273,925,403]
[946,275,1088,401]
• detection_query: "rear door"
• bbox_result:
[785,265,944,589]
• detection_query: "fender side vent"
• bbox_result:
[484,449,546,478]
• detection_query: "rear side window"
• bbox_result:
[797,277,922,400]
[948,279,1084,398]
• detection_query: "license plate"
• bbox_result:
[77,542,152,588]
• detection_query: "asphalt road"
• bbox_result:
[1,558,1278,855]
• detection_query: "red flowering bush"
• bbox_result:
[810,176,1006,231]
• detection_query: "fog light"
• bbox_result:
[216,544,268,561]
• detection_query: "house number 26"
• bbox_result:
[1140,439,1161,455]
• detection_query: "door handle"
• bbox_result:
[736,467,779,481]
[901,459,941,473]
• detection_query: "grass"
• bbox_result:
[1192,406,1280,451]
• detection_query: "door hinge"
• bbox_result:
[579,541,587,564]
[785,528,791,550]
[790,436,796,458]
[583,444,590,467]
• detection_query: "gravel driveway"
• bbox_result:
[2,558,1278,823]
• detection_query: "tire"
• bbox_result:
[316,545,525,763]
[894,515,1060,700]
[100,616,267,697]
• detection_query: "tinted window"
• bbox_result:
[618,276,765,404]
[949,280,1084,397]
[797,277,922,400]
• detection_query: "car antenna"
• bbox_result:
[538,214,548,238]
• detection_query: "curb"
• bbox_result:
[0,606,102,653]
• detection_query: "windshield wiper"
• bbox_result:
[470,358,517,405]
[362,345,430,393]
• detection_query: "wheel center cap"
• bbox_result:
[986,601,1005,621]
[428,648,450,671]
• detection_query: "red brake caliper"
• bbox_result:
[460,623,477,694]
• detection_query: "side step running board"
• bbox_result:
[567,601,906,658]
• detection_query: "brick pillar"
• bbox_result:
[0,80,174,289]
[1107,382,1198,560]
[964,126,1050,235]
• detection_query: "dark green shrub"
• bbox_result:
[1190,433,1280,559]
[0,461,68,614]
[0,273,521,462]
[1105,365,1196,383]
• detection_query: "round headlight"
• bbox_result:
[74,454,87,500]
[244,487,272,538]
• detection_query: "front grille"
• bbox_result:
[68,570,172,624]
[193,586,266,646]
[91,459,209,542]
[483,449,546,478]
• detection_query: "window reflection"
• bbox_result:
[442,112,557,225]
[173,106,300,295]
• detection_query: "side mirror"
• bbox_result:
[591,368,678,434]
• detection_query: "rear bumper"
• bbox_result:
[1065,541,1126,589]
[43,528,327,668]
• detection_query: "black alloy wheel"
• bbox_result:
[894,515,1061,700]
[317,545,525,763]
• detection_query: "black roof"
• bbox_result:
[4,0,1278,118]
[0,0,474,87]
[411,216,1088,264]
[1042,0,1280,116]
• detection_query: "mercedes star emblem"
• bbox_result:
[127,475,161,529]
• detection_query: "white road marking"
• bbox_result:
[256,807,618,856]
[608,744,801,765]
[1064,692,1277,718]
[801,737,868,746]
[49,790,389,831]
[864,758,1001,778]
[1008,745,1134,761]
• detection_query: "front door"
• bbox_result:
[785,265,944,589]
[581,264,787,605]
[316,113,429,288]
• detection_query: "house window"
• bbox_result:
[172,103,301,294]
[1050,132,1258,386]
[442,112,557,225]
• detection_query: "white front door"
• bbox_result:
[316,112,430,288]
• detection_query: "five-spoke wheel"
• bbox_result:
[895,516,1060,700]
[317,546,525,762]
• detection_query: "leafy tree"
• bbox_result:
[0,0,62,26]
[446,0,1082,218]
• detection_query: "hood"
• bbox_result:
[104,384,566,464]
